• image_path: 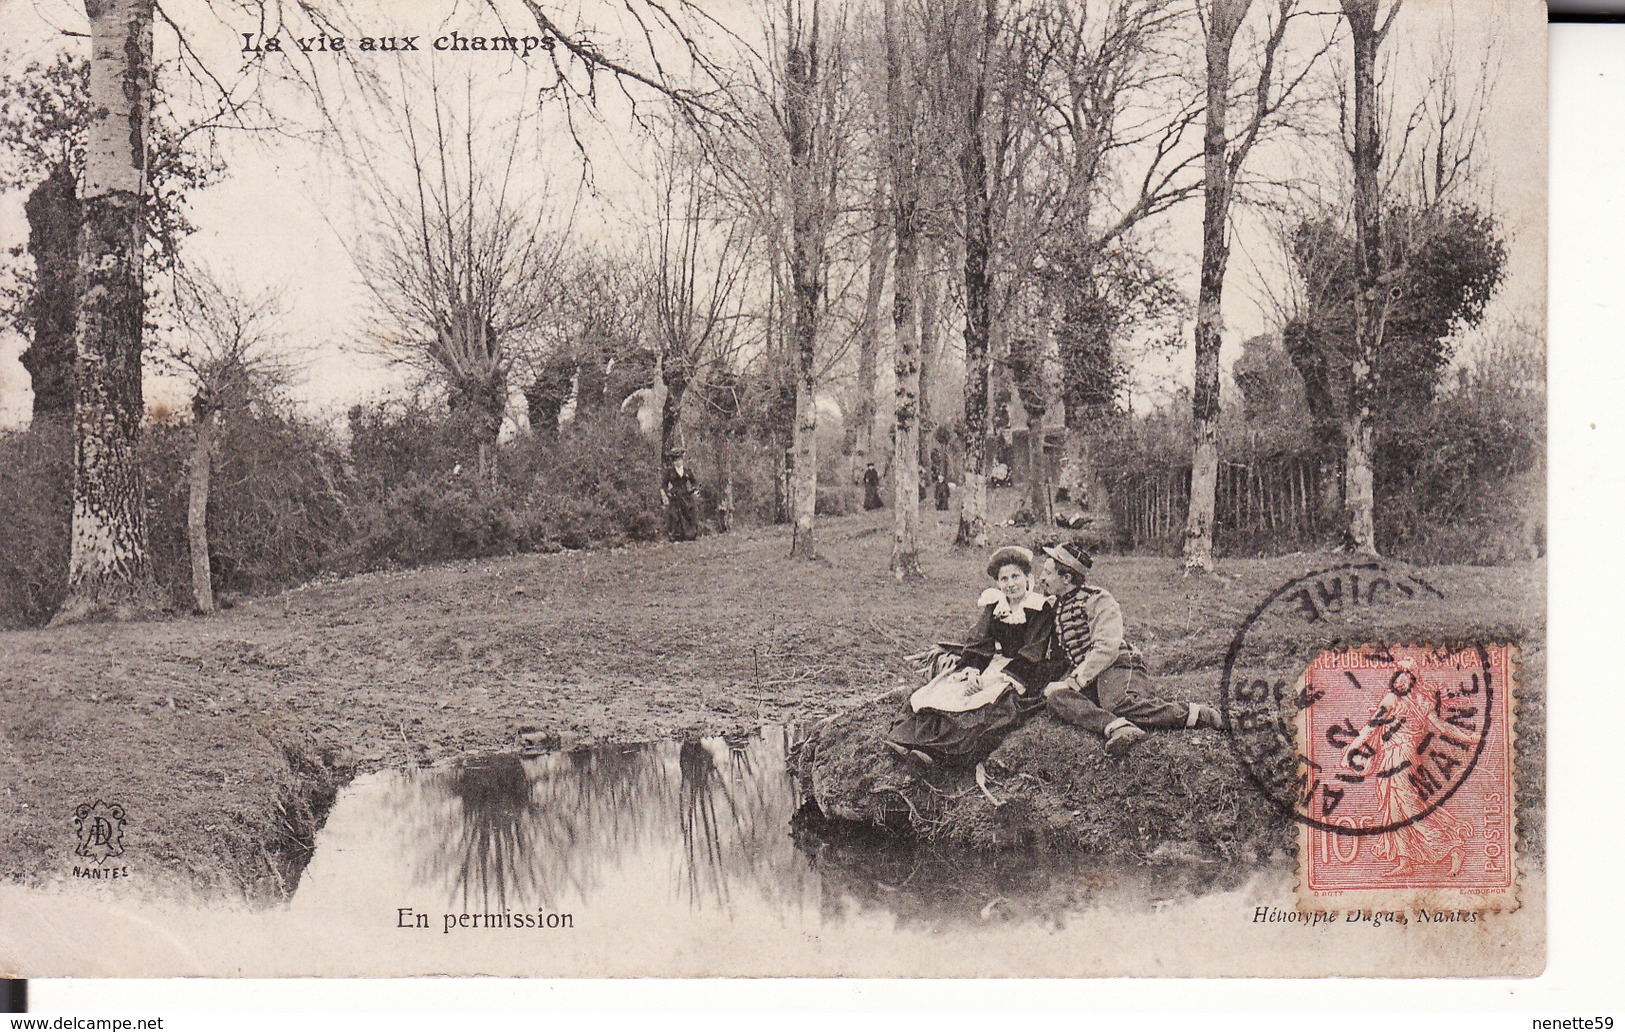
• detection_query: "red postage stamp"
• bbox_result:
[1294,644,1518,913]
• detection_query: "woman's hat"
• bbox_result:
[664,448,685,460]
[1040,540,1093,578]
[985,545,1034,578]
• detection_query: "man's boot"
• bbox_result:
[1104,717,1146,757]
[1186,703,1226,730]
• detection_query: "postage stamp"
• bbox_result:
[1292,644,1518,913]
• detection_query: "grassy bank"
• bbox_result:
[0,503,1545,898]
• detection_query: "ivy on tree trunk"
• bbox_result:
[56,0,160,623]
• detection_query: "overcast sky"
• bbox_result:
[0,0,1546,430]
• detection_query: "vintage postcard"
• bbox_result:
[0,0,1545,978]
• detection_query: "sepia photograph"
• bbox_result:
[0,0,1546,978]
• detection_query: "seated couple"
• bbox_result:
[885,540,1224,767]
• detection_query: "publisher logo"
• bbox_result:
[73,800,127,864]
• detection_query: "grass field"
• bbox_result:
[0,501,1545,898]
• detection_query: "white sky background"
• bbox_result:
[0,0,1546,429]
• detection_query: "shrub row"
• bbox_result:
[0,406,683,628]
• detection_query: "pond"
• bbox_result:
[7,726,1521,977]
[290,726,1263,937]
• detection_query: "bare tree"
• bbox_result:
[1182,0,1331,571]
[969,0,1208,535]
[647,136,754,461]
[778,0,846,559]
[348,69,568,483]
[883,0,926,579]
[944,0,999,547]
[851,175,889,473]
[1336,0,1401,555]
[1279,1,1498,555]
[165,267,292,613]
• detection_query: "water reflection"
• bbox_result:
[296,726,1279,933]
[793,818,1259,931]
[328,727,817,918]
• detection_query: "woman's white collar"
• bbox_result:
[980,588,1047,623]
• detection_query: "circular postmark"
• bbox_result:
[1219,561,1496,836]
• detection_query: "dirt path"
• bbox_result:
[0,506,1546,898]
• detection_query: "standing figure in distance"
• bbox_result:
[862,461,884,511]
[662,448,701,541]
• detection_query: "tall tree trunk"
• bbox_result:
[854,179,888,472]
[786,9,825,559]
[660,381,687,460]
[716,435,735,532]
[186,406,218,614]
[1342,413,1375,549]
[955,0,996,549]
[917,241,941,470]
[885,0,924,581]
[22,162,82,423]
[767,253,795,525]
[55,0,159,624]
[1340,0,1390,556]
[789,371,819,556]
[1025,421,1048,522]
[448,371,507,487]
[574,331,609,416]
[1009,335,1051,525]
[1183,0,1249,572]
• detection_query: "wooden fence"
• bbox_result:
[1107,452,1332,552]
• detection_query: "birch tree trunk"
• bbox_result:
[789,366,819,557]
[55,0,159,624]
[187,407,218,614]
[786,9,825,559]
[1340,0,1391,556]
[1183,0,1249,572]
[854,180,888,471]
[917,241,941,470]
[885,0,924,581]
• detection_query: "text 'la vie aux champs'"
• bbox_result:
[241,31,556,57]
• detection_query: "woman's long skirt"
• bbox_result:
[886,682,1045,767]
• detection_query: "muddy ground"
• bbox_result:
[0,504,1545,901]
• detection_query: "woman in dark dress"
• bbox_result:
[884,546,1056,766]
[861,462,884,510]
[662,450,701,541]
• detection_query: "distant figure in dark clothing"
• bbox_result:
[662,449,700,541]
[933,472,951,511]
[862,462,884,510]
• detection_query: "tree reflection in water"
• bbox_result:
[673,732,815,915]
[374,727,818,917]
[324,727,1269,931]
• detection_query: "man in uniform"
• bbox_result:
[1036,540,1224,756]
